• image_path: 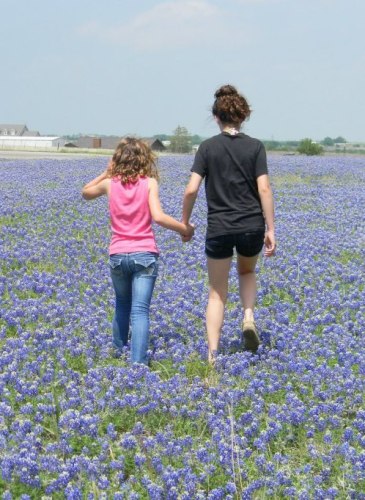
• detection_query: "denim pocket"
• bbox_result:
[136,262,158,277]
[133,253,158,277]
[109,255,123,269]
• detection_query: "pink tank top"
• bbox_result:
[109,176,158,255]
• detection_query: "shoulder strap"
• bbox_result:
[221,142,258,197]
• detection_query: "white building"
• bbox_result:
[0,135,66,149]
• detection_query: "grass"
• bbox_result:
[0,213,30,228]
[335,249,363,264]
[64,352,89,374]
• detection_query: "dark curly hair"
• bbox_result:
[110,137,159,184]
[212,84,251,125]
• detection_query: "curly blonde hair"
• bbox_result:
[110,137,159,183]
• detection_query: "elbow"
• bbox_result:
[82,188,93,200]
[258,186,271,196]
[153,216,162,225]
[151,210,164,225]
[184,187,198,199]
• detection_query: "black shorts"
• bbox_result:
[205,231,265,259]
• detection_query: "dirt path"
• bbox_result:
[0,150,109,160]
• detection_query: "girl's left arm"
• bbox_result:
[148,178,194,237]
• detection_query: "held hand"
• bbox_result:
[264,230,276,257]
[181,223,195,243]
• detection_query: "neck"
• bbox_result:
[222,125,240,135]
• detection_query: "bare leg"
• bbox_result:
[206,257,232,363]
[237,254,260,322]
[237,253,261,351]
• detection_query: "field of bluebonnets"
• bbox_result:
[0,152,365,499]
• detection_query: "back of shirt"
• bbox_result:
[109,176,158,255]
[191,132,268,238]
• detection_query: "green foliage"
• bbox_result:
[321,136,335,146]
[334,136,346,143]
[190,134,204,145]
[63,133,82,140]
[297,138,324,156]
[262,140,282,151]
[169,125,192,153]
[321,136,347,146]
[262,140,299,152]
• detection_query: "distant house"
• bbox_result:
[143,138,166,152]
[334,142,364,150]
[0,123,64,149]
[101,137,123,150]
[0,124,29,136]
[22,130,41,137]
[74,136,166,152]
[75,136,121,150]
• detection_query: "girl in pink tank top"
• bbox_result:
[109,176,158,255]
[82,137,194,365]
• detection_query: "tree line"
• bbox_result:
[163,128,351,156]
[263,136,349,156]
[65,127,354,156]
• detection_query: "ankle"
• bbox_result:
[208,349,218,364]
[244,310,254,323]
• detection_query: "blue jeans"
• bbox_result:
[109,252,158,365]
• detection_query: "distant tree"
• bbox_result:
[64,133,82,140]
[262,140,280,151]
[297,138,324,156]
[284,140,300,148]
[263,140,282,151]
[334,136,346,143]
[263,140,299,151]
[190,134,204,146]
[321,137,335,146]
[170,126,192,153]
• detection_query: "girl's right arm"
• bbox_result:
[182,172,203,224]
[148,178,194,238]
[82,176,110,200]
[82,161,113,199]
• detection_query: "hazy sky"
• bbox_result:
[1,0,364,141]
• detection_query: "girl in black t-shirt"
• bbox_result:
[182,85,276,364]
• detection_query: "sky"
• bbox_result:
[1,0,364,141]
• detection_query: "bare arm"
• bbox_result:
[81,161,113,200]
[82,176,110,199]
[257,174,276,256]
[182,172,203,224]
[257,174,274,230]
[148,178,194,237]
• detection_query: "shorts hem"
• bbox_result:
[236,249,262,258]
[205,251,233,260]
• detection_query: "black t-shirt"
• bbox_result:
[191,132,268,238]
